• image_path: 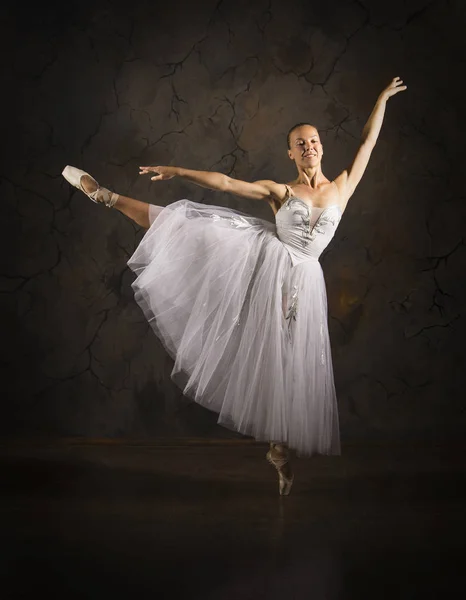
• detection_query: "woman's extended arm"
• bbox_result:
[334,76,407,210]
[361,75,407,143]
[139,165,286,202]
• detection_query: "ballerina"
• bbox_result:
[62,77,407,495]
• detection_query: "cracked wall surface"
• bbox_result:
[2,0,466,441]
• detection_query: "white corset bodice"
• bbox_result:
[275,197,342,266]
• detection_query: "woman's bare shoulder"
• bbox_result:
[253,179,289,203]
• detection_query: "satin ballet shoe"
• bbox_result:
[62,166,119,208]
[266,449,294,496]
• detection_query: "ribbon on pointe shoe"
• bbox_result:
[62,166,119,208]
[90,186,119,208]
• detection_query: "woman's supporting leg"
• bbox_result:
[269,442,293,479]
[267,441,294,496]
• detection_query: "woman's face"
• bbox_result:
[288,126,323,167]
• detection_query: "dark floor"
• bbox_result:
[1,438,465,599]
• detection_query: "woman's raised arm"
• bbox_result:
[139,165,286,202]
[334,76,407,211]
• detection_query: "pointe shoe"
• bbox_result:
[266,449,294,496]
[62,166,119,208]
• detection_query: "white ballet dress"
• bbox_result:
[128,188,342,457]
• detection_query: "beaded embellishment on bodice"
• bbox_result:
[275,197,341,266]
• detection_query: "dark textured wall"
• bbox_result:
[2,0,466,440]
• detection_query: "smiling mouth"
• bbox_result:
[303,153,317,158]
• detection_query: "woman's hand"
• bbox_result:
[379,76,407,102]
[139,166,178,181]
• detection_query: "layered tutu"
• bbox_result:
[128,200,340,457]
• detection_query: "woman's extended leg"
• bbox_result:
[79,174,153,229]
[114,194,153,229]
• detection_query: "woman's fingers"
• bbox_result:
[139,166,159,176]
[392,81,407,92]
[379,77,407,101]
[138,166,174,181]
[392,77,407,89]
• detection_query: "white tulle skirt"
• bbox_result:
[128,200,340,457]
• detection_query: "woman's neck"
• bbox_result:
[295,166,326,189]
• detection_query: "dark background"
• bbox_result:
[2,0,465,442]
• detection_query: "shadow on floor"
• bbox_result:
[1,439,465,599]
